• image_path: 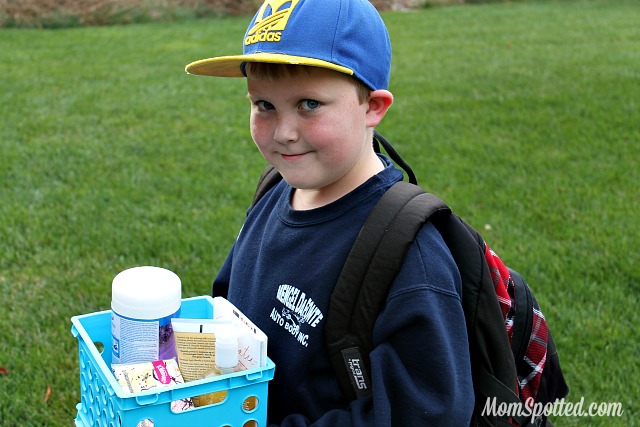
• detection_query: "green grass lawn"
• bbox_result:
[1,1,638,425]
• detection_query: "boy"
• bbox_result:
[185,0,474,425]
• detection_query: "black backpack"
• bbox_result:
[250,131,568,426]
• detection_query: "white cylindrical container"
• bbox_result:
[215,329,239,374]
[111,266,181,366]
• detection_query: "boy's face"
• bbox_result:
[247,66,381,199]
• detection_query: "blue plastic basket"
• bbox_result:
[71,296,275,427]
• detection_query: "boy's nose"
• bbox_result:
[273,114,298,145]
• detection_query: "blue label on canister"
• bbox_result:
[111,308,180,365]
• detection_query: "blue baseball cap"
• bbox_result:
[185,0,392,90]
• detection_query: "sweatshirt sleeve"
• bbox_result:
[271,223,475,426]
[367,223,475,426]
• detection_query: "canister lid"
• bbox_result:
[111,266,181,319]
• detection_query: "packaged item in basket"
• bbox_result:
[111,358,193,411]
[213,297,268,369]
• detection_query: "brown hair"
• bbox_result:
[245,62,371,104]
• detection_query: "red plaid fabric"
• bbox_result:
[484,245,513,327]
[484,243,549,408]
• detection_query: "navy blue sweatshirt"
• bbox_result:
[213,157,474,426]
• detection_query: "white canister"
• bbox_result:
[111,266,181,366]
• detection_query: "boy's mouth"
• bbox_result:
[281,152,309,161]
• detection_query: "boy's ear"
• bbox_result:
[366,90,394,127]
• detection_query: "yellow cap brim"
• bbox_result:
[185,52,354,77]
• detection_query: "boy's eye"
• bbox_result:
[256,100,275,111]
[300,99,320,110]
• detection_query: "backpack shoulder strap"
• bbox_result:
[249,165,282,214]
[324,181,451,400]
